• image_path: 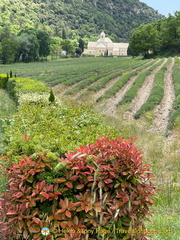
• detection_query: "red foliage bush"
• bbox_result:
[0,137,158,240]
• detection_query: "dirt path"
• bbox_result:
[100,59,160,116]
[149,58,175,133]
[126,58,168,119]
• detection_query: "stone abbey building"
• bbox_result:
[84,32,129,56]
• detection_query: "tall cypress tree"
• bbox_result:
[78,38,84,53]
[62,28,67,39]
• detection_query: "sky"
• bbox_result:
[140,0,180,17]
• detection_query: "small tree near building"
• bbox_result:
[75,47,82,57]
[61,39,75,57]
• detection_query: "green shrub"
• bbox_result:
[0,137,158,240]
[118,59,164,106]
[0,74,9,89]
[48,89,55,102]
[2,102,118,160]
[66,75,100,95]
[10,70,13,78]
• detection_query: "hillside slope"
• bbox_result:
[0,0,164,41]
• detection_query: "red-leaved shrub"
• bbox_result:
[0,137,158,240]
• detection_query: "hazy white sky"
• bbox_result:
[140,0,180,16]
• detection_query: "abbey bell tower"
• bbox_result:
[100,31,106,41]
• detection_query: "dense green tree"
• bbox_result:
[18,28,38,38]
[50,37,62,59]
[37,30,51,58]
[0,26,11,41]
[61,39,75,56]
[1,38,19,64]
[159,12,180,54]
[129,23,160,57]
[16,33,39,62]
[129,11,180,57]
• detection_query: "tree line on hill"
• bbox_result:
[129,11,180,58]
[0,12,179,64]
[0,27,85,64]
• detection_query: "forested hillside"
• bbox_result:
[0,0,164,41]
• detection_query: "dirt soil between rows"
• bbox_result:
[101,59,161,116]
[127,58,168,118]
[149,58,175,133]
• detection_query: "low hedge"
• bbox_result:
[0,74,9,89]
[7,77,49,103]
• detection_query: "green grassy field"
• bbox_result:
[0,57,180,239]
